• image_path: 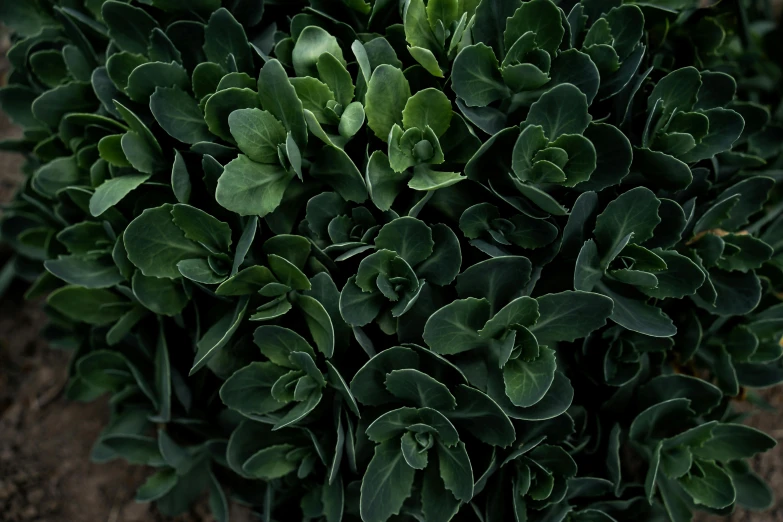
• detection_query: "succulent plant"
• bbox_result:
[1,1,782,521]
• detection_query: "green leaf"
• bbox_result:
[422,460,462,522]
[405,0,439,51]
[32,82,98,128]
[45,254,124,289]
[89,173,150,217]
[408,46,444,78]
[350,346,421,406]
[257,59,308,149]
[339,276,385,327]
[579,123,633,191]
[193,62,226,100]
[402,88,453,137]
[203,8,253,73]
[132,271,188,316]
[630,398,694,442]
[401,431,429,470]
[126,62,189,103]
[217,266,275,296]
[437,440,474,501]
[678,461,736,509]
[679,108,745,163]
[447,384,516,447]
[691,424,776,462]
[597,281,677,337]
[456,256,532,314]
[125,204,209,279]
[32,156,83,198]
[367,150,408,211]
[310,145,369,203]
[375,217,434,266]
[526,83,590,140]
[415,223,462,286]
[473,0,522,58]
[171,204,232,254]
[531,290,613,344]
[295,294,336,358]
[339,102,365,139]
[360,439,416,522]
[291,77,336,124]
[479,296,539,340]
[268,254,310,291]
[452,43,509,107]
[136,469,178,503]
[632,148,693,191]
[102,1,159,55]
[716,176,774,231]
[254,326,316,370]
[151,87,213,145]
[640,250,704,299]
[385,368,457,410]
[692,269,762,316]
[504,346,557,408]
[365,64,411,142]
[648,66,701,117]
[726,461,774,511]
[317,52,355,107]
[293,26,346,78]
[216,155,294,217]
[423,297,491,354]
[228,108,286,164]
[192,297,250,374]
[205,87,261,143]
[48,286,126,325]
[594,187,661,262]
[177,258,225,284]
[504,0,564,54]
[244,444,299,479]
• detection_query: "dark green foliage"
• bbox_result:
[1,1,783,521]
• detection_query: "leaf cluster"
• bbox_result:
[1,0,783,521]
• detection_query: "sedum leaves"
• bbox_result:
[1,1,783,522]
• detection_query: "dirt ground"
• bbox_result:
[0,37,780,522]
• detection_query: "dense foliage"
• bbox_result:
[1,0,783,520]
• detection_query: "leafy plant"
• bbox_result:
[1,0,782,521]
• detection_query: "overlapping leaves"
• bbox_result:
[0,0,781,522]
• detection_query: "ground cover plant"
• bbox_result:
[1,0,783,521]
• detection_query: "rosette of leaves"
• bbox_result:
[224,417,351,522]
[1,0,783,521]
[349,344,516,522]
[459,201,559,257]
[465,83,633,215]
[339,216,461,330]
[566,0,646,100]
[213,55,369,219]
[289,26,367,149]
[300,191,394,262]
[580,325,673,388]
[573,187,706,338]
[622,375,777,517]
[632,67,746,191]
[218,318,360,430]
[451,0,605,133]
[479,440,578,522]
[401,0,475,78]
[422,257,613,418]
[364,68,473,197]
[691,300,783,397]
